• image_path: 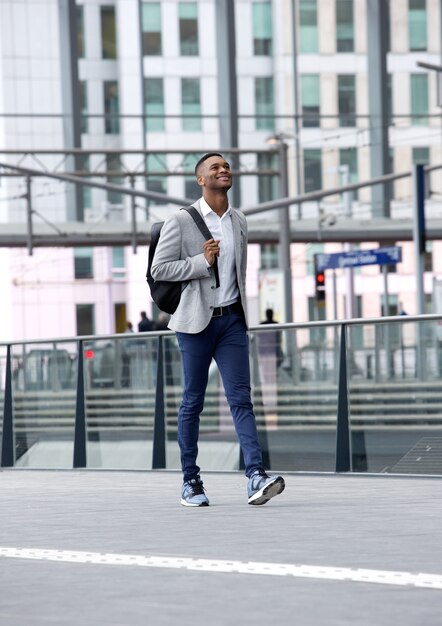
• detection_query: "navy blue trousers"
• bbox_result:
[176,311,263,481]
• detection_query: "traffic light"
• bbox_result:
[315,270,326,303]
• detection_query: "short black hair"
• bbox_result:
[194,152,224,176]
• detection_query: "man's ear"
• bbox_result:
[196,175,204,187]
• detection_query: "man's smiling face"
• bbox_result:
[197,155,232,191]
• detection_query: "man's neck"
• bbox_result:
[202,190,229,216]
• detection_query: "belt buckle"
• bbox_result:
[212,306,223,318]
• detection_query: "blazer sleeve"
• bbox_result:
[150,213,211,282]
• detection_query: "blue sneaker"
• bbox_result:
[247,470,285,505]
[180,477,209,507]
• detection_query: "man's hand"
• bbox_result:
[203,239,220,266]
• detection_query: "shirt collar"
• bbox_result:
[199,196,231,218]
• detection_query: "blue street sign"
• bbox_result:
[315,246,402,272]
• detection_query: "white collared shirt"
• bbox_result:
[199,197,239,307]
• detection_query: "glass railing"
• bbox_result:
[2,314,442,474]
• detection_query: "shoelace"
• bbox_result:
[186,480,205,495]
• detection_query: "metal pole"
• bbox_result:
[1,345,14,467]
[73,339,87,468]
[26,176,33,256]
[382,265,392,379]
[278,142,293,323]
[291,0,302,219]
[341,166,356,319]
[335,324,351,472]
[130,175,138,254]
[413,163,426,380]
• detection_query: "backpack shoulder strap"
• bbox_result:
[181,206,220,289]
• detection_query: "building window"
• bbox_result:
[80,81,88,134]
[76,6,85,58]
[257,153,278,202]
[255,77,274,131]
[338,74,356,127]
[76,304,95,336]
[339,148,358,200]
[106,154,123,205]
[79,155,92,209]
[179,2,198,56]
[252,2,272,55]
[387,73,393,126]
[303,149,322,192]
[183,153,202,199]
[101,6,117,59]
[103,81,119,134]
[144,78,164,132]
[299,0,318,53]
[409,0,427,51]
[424,240,433,272]
[112,247,126,279]
[260,244,279,269]
[74,248,93,279]
[301,74,320,127]
[307,243,324,275]
[141,2,162,55]
[146,153,167,205]
[410,74,428,126]
[336,0,354,52]
[181,78,201,131]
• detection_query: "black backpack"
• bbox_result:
[146,206,219,314]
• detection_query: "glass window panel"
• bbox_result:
[303,149,322,192]
[146,152,168,205]
[252,2,272,55]
[338,74,356,127]
[260,244,279,269]
[101,6,117,59]
[142,2,162,55]
[76,6,85,58]
[106,154,123,204]
[339,147,358,200]
[301,74,320,127]
[183,152,202,199]
[74,248,93,279]
[79,155,92,209]
[409,0,427,51]
[181,78,201,131]
[410,74,428,126]
[80,81,88,134]
[76,304,95,335]
[112,247,125,269]
[336,0,354,52]
[257,153,278,202]
[255,77,275,131]
[179,2,198,55]
[299,0,318,53]
[144,78,165,132]
[104,81,119,134]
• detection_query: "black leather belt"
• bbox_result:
[212,300,243,318]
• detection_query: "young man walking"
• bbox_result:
[151,153,285,507]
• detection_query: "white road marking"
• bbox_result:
[0,546,441,590]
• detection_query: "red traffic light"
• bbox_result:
[316,272,325,284]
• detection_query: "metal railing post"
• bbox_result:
[73,339,87,468]
[335,324,352,472]
[1,345,15,467]
[152,336,166,469]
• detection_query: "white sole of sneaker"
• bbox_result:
[248,476,285,505]
[180,498,209,507]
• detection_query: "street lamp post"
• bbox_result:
[277,141,293,324]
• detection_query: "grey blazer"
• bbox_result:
[150,200,249,334]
